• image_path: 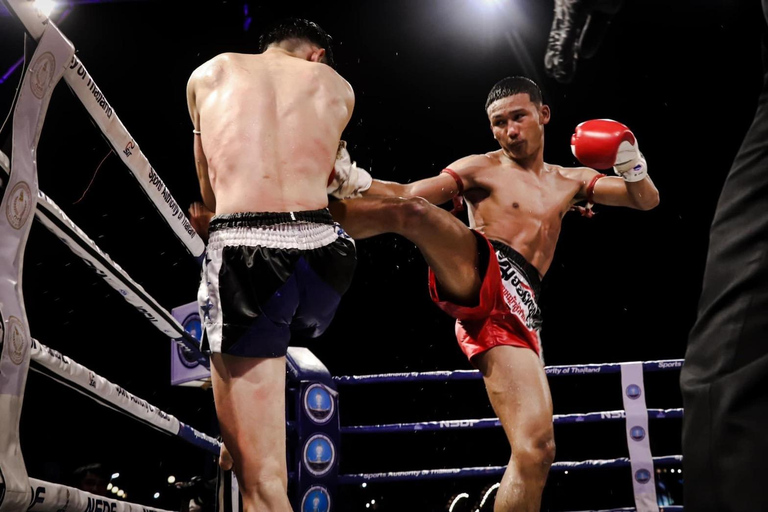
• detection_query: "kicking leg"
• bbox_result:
[330,196,481,305]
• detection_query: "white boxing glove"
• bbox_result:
[327,142,372,199]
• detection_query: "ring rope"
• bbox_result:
[3,0,204,257]
[334,359,683,385]
[565,508,682,512]
[337,455,683,484]
[0,155,207,367]
[29,338,220,456]
[340,408,683,434]
[27,478,173,512]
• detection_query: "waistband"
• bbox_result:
[209,209,334,232]
[490,239,542,298]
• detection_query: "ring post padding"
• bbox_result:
[2,0,205,257]
[620,362,659,512]
[0,22,73,512]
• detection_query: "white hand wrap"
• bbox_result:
[327,143,373,199]
[613,140,648,183]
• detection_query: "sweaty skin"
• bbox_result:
[186,48,354,214]
[363,93,659,277]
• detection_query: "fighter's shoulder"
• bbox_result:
[553,163,599,181]
[447,153,495,174]
[314,63,353,94]
[189,53,237,83]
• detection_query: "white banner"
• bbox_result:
[30,338,182,435]
[28,478,173,512]
[0,153,205,362]
[0,22,73,512]
[2,0,205,258]
[34,189,193,341]
[620,362,659,512]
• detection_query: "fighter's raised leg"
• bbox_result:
[330,195,482,306]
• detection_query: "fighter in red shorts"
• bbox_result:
[331,76,659,511]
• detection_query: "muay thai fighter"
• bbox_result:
[186,18,371,512]
[329,76,660,511]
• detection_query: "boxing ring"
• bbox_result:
[0,2,684,511]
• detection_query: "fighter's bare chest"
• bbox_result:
[468,172,578,218]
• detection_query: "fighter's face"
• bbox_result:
[487,94,549,158]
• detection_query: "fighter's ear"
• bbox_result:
[310,48,326,64]
[540,104,551,125]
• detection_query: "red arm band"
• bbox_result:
[440,168,465,215]
[586,173,606,204]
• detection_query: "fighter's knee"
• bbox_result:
[243,474,288,508]
[514,431,556,474]
[389,196,432,233]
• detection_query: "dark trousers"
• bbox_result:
[680,4,768,508]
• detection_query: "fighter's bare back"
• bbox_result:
[187,50,354,214]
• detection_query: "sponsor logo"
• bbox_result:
[625,384,642,400]
[31,485,45,506]
[634,468,651,484]
[497,254,542,331]
[7,316,27,365]
[630,426,646,441]
[300,486,330,512]
[84,496,117,512]
[439,419,482,428]
[303,383,334,425]
[302,434,335,477]
[147,167,196,237]
[177,313,202,369]
[114,386,170,421]
[123,140,136,157]
[29,52,55,99]
[600,411,625,420]
[68,56,113,119]
[6,181,32,230]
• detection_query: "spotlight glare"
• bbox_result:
[111,487,119,494]
[361,483,367,488]
[167,475,176,484]
[107,483,113,491]
[33,0,56,17]
[111,473,120,480]
[153,492,160,499]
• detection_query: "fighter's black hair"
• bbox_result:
[485,76,543,111]
[258,18,335,68]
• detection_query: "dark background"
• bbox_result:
[0,0,764,510]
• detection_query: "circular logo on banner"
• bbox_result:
[6,182,32,230]
[304,384,334,425]
[7,316,27,366]
[625,384,642,400]
[303,434,335,477]
[300,486,330,512]
[634,468,651,484]
[29,52,56,99]
[177,313,202,369]
[630,426,646,441]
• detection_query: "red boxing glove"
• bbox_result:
[570,119,648,182]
